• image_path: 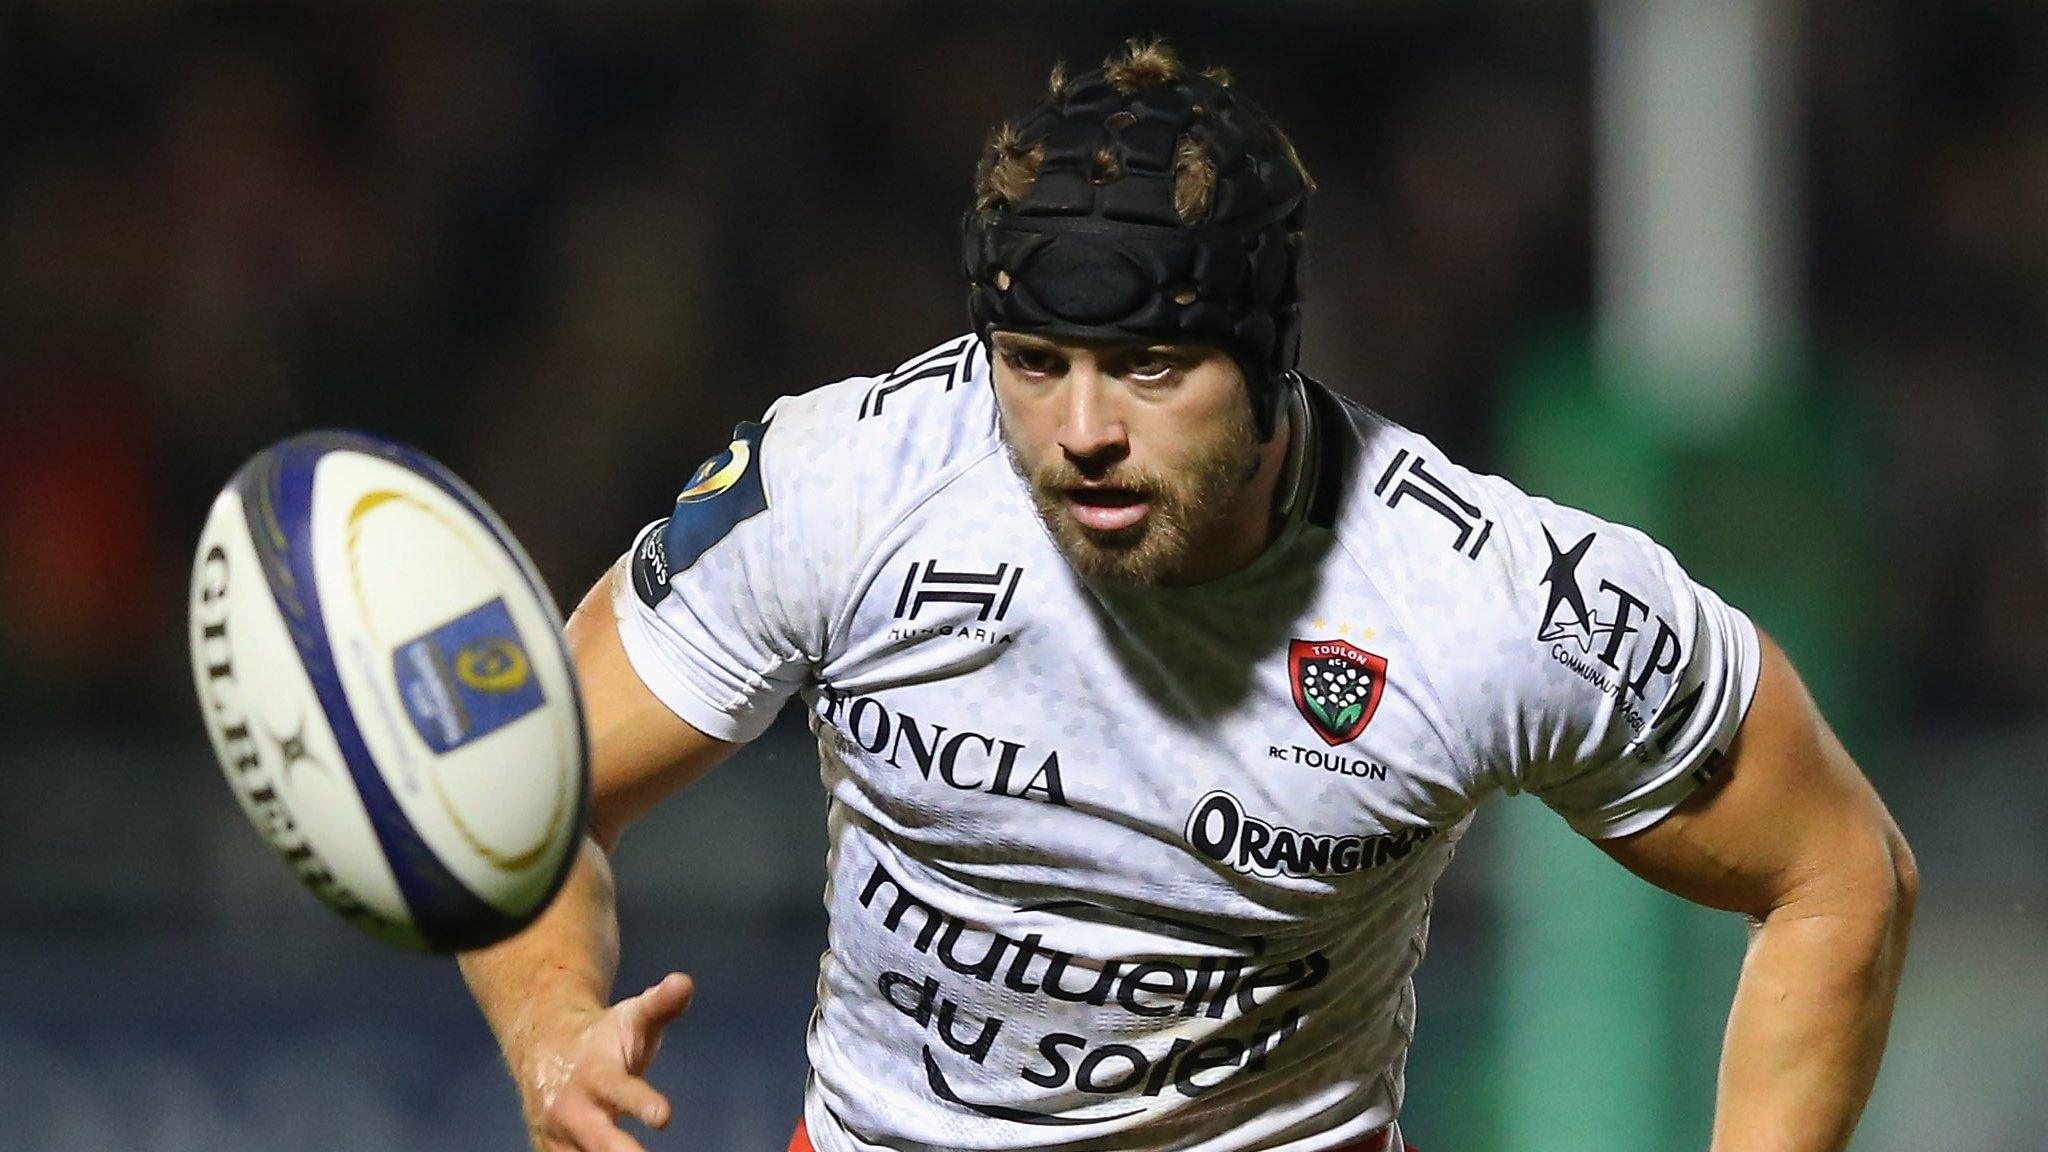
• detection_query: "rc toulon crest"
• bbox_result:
[1288,639,1388,747]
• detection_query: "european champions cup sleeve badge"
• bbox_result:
[633,419,771,608]
[394,597,547,754]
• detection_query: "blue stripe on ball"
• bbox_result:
[305,431,591,931]
[279,433,588,815]
[230,432,530,953]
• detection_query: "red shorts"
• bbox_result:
[787,1118,1413,1152]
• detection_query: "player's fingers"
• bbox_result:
[590,1069,674,1131]
[548,1095,651,1152]
[633,972,694,1032]
[583,1122,652,1152]
[619,972,693,1070]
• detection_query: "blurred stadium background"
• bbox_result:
[1,2,2043,1149]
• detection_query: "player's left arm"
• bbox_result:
[1598,630,1917,1152]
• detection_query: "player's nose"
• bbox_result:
[1056,368,1129,464]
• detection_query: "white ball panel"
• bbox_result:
[309,450,582,920]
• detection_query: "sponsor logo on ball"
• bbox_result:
[393,597,546,755]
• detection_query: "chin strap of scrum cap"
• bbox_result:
[963,66,1310,440]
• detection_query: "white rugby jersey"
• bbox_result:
[613,334,1760,1152]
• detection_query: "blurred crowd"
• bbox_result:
[0,0,2041,736]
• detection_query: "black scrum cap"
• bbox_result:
[963,55,1310,438]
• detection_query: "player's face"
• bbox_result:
[990,331,1265,586]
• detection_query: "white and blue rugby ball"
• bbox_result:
[189,431,588,953]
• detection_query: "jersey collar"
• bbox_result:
[1274,372,1319,526]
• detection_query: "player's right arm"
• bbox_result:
[457,363,930,1148]
[458,558,741,1152]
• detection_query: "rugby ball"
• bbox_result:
[189,431,588,953]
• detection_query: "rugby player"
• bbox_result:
[459,40,1917,1152]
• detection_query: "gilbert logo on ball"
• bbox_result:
[189,431,588,953]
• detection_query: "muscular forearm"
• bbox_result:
[459,836,623,1075]
[1711,868,1915,1151]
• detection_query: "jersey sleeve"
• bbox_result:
[608,336,995,743]
[610,408,833,743]
[1480,495,1763,840]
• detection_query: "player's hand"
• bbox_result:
[519,972,694,1152]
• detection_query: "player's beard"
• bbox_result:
[1006,403,1262,587]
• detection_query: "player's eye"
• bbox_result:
[1123,353,1185,384]
[1002,347,1061,376]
